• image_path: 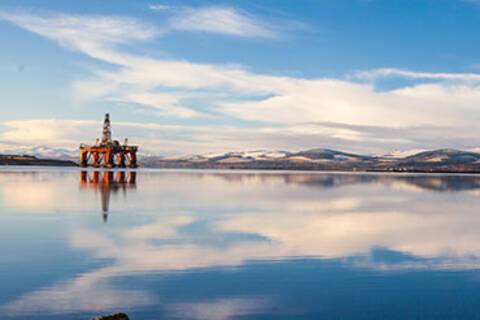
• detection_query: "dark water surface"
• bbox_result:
[2,168,480,319]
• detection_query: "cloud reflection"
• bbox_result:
[167,297,272,320]
[3,170,480,315]
[1,274,153,316]
[70,171,480,268]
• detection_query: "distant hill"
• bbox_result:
[1,146,78,161]
[0,154,77,167]
[141,148,480,173]
[295,148,375,161]
[401,149,480,164]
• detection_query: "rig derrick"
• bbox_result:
[79,114,138,168]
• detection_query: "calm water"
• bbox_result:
[2,168,480,319]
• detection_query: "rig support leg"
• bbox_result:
[80,150,88,167]
[92,152,100,168]
[129,151,138,168]
[104,151,114,168]
[118,152,126,168]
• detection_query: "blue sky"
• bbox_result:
[1,0,480,155]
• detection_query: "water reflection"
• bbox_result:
[2,170,480,318]
[79,170,136,222]
[209,172,480,192]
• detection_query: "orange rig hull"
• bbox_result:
[79,146,138,168]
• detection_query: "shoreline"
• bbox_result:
[3,163,480,175]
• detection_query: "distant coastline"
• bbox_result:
[139,148,480,174]
[0,154,77,167]
[4,148,480,174]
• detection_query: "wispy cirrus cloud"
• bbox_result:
[354,67,480,82]
[149,4,171,11]
[0,11,157,53]
[166,6,279,39]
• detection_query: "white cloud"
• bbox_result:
[0,119,97,147]
[113,92,211,118]
[0,11,156,56]
[219,80,480,127]
[150,4,282,39]
[354,67,480,82]
[167,6,278,39]
[149,4,171,11]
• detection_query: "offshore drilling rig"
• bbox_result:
[79,114,138,168]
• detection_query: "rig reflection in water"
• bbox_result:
[79,170,137,222]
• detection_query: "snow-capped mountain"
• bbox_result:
[400,149,480,164]
[383,149,428,159]
[294,148,374,161]
[159,150,292,162]
[1,145,77,161]
[141,148,378,170]
[141,148,480,173]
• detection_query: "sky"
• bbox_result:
[1,0,480,155]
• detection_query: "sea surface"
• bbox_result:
[2,168,480,319]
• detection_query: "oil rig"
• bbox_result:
[79,114,138,168]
